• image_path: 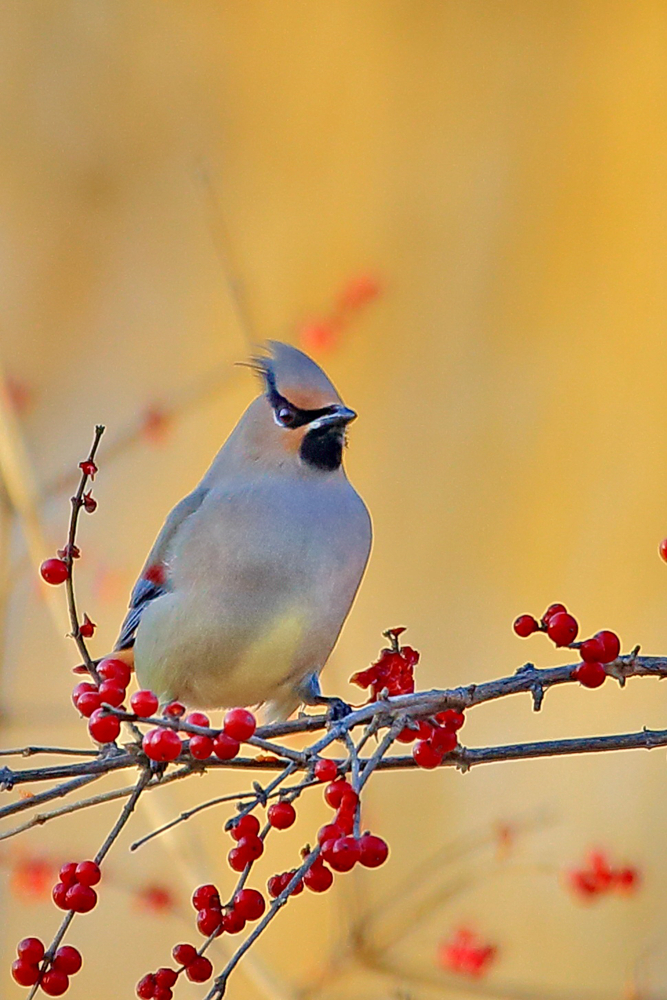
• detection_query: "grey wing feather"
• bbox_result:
[114,485,209,650]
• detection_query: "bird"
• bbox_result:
[112,340,372,720]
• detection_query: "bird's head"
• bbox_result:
[242,341,357,473]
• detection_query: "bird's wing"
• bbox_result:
[115,485,209,650]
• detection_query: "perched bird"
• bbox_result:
[113,341,372,719]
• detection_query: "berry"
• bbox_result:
[72,681,96,706]
[189,734,214,759]
[186,956,213,983]
[79,613,96,637]
[196,908,223,936]
[513,614,538,637]
[595,630,620,663]
[413,740,443,769]
[164,701,186,718]
[76,690,102,717]
[155,968,178,988]
[435,709,465,731]
[222,909,246,933]
[40,557,69,585]
[186,711,210,728]
[41,969,70,995]
[136,974,157,999]
[268,874,286,898]
[580,637,605,662]
[17,937,45,964]
[329,836,361,872]
[314,758,338,782]
[660,538,667,563]
[238,835,264,859]
[213,732,240,760]
[268,801,296,829]
[192,884,220,911]
[430,726,458,754]
[318,822,345,846]
[542,603,567,623]
[172,943,198,966]
[88,708,120,743]
[335,804,356,834]
[52,881,69,909]
[142,727,182,762]
[59,862,78,886]
[304,863,334,892]
[75,860,101,886]
[616,867,639,891]
[230,814,260,840]
[234,888,266,920]
[228,846,250,872]
[573,662,607,688]
[546,612,579,647]
[99,680,125,707]
[53,945,82,975]
[131,690,159,717]
[324,779,356,810]
[98,658,132,688]
[65,883,97,912]
[358,833,389,867]
[396,720,433,743]
[223,707,257,741]
[12,958,40,986]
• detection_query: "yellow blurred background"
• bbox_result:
[2,1,667,997]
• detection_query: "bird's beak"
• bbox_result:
[309,405,357,431]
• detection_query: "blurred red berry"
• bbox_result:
[338,273,381,310]
[660,538,667,563]
[40,558,69,585]
[546,612,578,646]
[223,707,256,741]
[513,614,538,637]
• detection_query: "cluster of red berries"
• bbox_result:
[513,603,621,688]
[12,938,82,996]
[195,883,265,938]
[404,708,465,769]
[136,946,213,998]
[269,851,333,896]
[350,627,419,700]
[316,778,388,872]
[72,658,132,743]
[438,928,497,978]
[137,705,256,764]
[52,860,101,914]
[226,813,264,871]
[567,850,640,900]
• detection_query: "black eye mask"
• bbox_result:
[264,368,336,429]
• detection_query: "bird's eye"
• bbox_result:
[276,405,296,427]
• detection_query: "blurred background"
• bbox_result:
[2,1,667,997]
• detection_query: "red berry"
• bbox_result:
[154,988,173,1000]
[358,833,389,868]
[223,707,256,741]
[230,814,260,840]
[580,637,605,662]
[172,943,198,966]
[192,884,220,911]
[513,614,538,637]
[222,909,246,933]
[17,937,45,964]
[430,726,458,754]
[212,733,240,760]
[189,734,214,759]
[314,758,339,781]
[546,612,579,647]
[11,959,40,986]
[40,558,69,585]
[185,956,213,982]
[164,700,186,718]
[76,690,102,717]
[52,881,69,909]
[595,630,620,663]
[329,836,361,872]
[268,801,296,829]
[186,711,210,728]
[53,945,82,975]
[335,804,356,835]
[318,822,345,846]
[573,662,607,688]
[324,779,356,809]
[304,863,334,892]
[88,708,120,743]
[131,690,159,717]
[279,871,303,895]
[136,974,157,998]
[238,834,264,860]
[98,658,132,688]
[196,907,223,936]
[233,888,266,920]
[41,969,70,995]
[65,883,97,912]
[660,538,667,563]
[396,720,433,743]
[72,681,96,707]
[59,862,78,886]
[142,727,182,762]
[268,874,285,898]
[228,846,250,872]
[435,709,465,731]
[155,968,178,988]
[75,860,101,886]
[99,680,125,707]
[615,867,639,891]
[543,602,567,623]
[413,740,443,769]
[79,613,96,637]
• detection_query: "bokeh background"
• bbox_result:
[2,2,667,997]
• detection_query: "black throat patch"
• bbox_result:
[300,426,344,471]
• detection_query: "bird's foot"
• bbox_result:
[317,695,353,722]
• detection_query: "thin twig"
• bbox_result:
[0,772,103,821]
[0,745,99,758]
